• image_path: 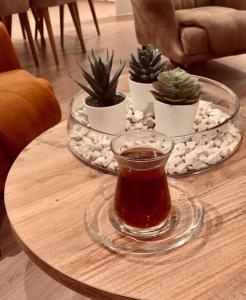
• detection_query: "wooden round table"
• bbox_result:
[4,120,246,299]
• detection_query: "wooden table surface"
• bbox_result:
[4,116,246,298]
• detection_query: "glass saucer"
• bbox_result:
[84,178,204,254]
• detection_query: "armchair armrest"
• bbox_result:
[0,22,21,72]
[173,0,213,10]
[130,0,184,63]
[213,0,246,9]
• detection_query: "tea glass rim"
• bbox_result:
[110,129,174,163]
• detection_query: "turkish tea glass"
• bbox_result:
[109,130,174,239]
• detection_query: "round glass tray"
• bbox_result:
[68,76,242,177]
[84,177,204,254]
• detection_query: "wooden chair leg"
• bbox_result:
[41,7,59,65]
[32,8,46,47]
[68,2,86,53]
[31,8,39,39]
[38,14,46,47]
[59,5,64,47]
[19,12,39,67]
[19,15,26,39]
[87,0,100,35]
[3,15,12,37]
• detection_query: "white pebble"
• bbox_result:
[145,118,155,128]
[83,151,91,160]
[87,131,98,141]
[196,145,209,156]
[126,109,133,119]
[80,127,89,136]
[176,143,186,151]
[103,156,113,167]
[94,157,106,166]
[208,140,215,148]
[172,155,183,166]
[90,151,101,161]
[126,120,131,130]
[108,162,116,171]
[69,132,82,141]
[130,110,144,123]
[206,152,221,164]
[135,123,143,129]
[83,137,93,146]
[225,133,234,143]
[199,154,209,164]
[214,139,222,147]
[175,163,187,174]
[146,112,154,118]
[166,162,176,174]
[220,147,229,158]
[229,141,239,151]
[93,144,103,151]
[185,152,197,165]
[192,161,207,170]
[186,141,196,150]
[101,136,111,147]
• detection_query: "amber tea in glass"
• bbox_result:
[110,130,174,238]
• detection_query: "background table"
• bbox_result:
[4,117,246,299]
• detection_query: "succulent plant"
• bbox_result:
[129,45,166,84]
[151,68,201,105]
[71,50,125,107]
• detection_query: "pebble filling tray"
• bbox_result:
[68,95,242,176]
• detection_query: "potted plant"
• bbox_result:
[129,45,166,114]
[71,50,126,135]
[152,68,201,137]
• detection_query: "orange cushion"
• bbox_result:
[0,69,61,191]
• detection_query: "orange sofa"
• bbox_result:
[0,22,61,193]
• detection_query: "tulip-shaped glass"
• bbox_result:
[109,130,174,238]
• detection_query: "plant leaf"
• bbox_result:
[69,74,99,100]
[108,61,125,92]
[130,53,141,68]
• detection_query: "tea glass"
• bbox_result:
[109,130,174,239]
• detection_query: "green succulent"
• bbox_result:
[129,45,166,84]
[151,68,201,105]
[71,50,125,107]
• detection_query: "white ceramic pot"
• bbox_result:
[84,93,126,135]
[154,100,199,137]
[128,77,155,114]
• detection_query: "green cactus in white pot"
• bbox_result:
[152,68,202,137]
[151,68,201,105]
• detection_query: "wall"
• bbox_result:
[115,0,132,15]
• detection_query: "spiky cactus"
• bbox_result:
[151,68,201,105]
[129,45,166,84]
[71,50,125,107]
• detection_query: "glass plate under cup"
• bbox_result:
[84,177,204,254]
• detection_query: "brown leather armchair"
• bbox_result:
[0,22,61,193]
[131,0,246,65]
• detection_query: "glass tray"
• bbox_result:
[84,177,204,254]
[68,76,242,177]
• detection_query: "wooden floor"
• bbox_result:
[1,0,246,299]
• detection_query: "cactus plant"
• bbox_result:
[152,68,201,105]
[129,45,166,84]
[71,50,125,107]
